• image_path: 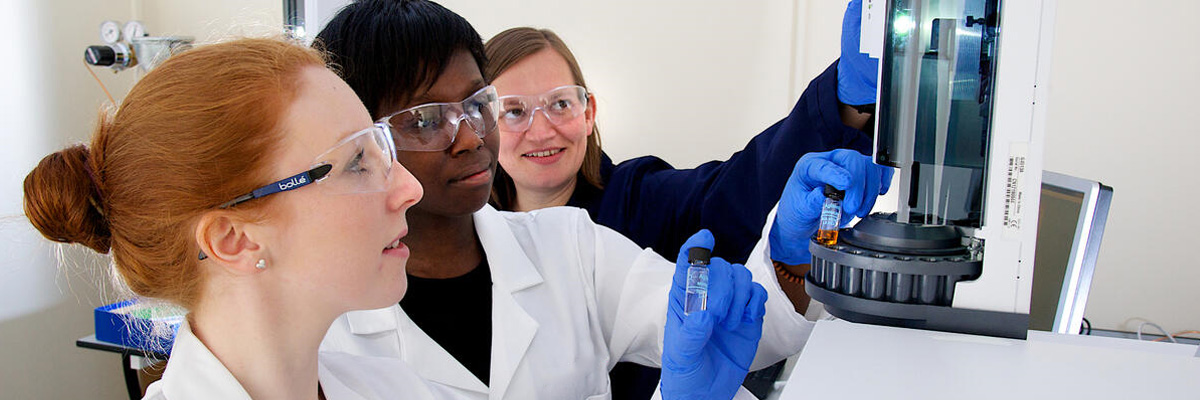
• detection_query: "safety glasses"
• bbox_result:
[377,85,500,152]
[497,85,589,133]
[217,124,398,209]
[200,124,398,260]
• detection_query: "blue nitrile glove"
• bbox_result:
[769,149,894,265]
[837,0,879,106]
[661,230,768,400]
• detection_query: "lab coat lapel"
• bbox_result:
[475,206,543,400]
[158,322,253,400]
[345,306,489,394]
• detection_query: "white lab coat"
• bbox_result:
[143,322,466,400]
[320,205,813,400]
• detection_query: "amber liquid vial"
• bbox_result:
[816,185,845,247]
[815,227,839,247]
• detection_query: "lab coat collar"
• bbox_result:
[344,304,489,394]
[344,306,396,335]
[474,204,544,292]
[157,321,434,400]
[158,321,253,400]
[475,204,542,399]
[318,351,444,400]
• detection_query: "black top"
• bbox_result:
[399,257,493,385]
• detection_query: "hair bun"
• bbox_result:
[23,144,112,253]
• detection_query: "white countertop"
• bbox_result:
[775,319,1199,399]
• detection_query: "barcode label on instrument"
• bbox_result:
[1002,143,1028,238]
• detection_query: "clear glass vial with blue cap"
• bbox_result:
[684,247,711,315]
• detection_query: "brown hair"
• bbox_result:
[484,27,604,210]
[23,38,326,309]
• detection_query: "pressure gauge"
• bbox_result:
[123,21,147,40]
[100,20,121,44]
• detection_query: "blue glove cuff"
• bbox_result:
[838,0,880,106]
[837,58,878,106]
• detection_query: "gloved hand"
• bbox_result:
[837,0,879,106]
[661,230,767,400]
[769,149,894,265]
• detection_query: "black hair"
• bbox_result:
[315,0,487,118]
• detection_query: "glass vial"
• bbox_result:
[816,184,845,247]
[684,247,711,315]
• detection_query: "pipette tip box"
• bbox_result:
[94,299,184,354]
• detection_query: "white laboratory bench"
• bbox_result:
[773,319,1200,399]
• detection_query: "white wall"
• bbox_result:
[0,0,136,398]
[1042,0,1200,334]
[137,0,282,43]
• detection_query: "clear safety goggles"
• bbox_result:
[217,123,398,209]
[377,85,500,152]
[497,85,590,133]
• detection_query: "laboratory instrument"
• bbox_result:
[805,0,1059,339]
[84,21,193,73]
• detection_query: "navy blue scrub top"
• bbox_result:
[566,60,873,264]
